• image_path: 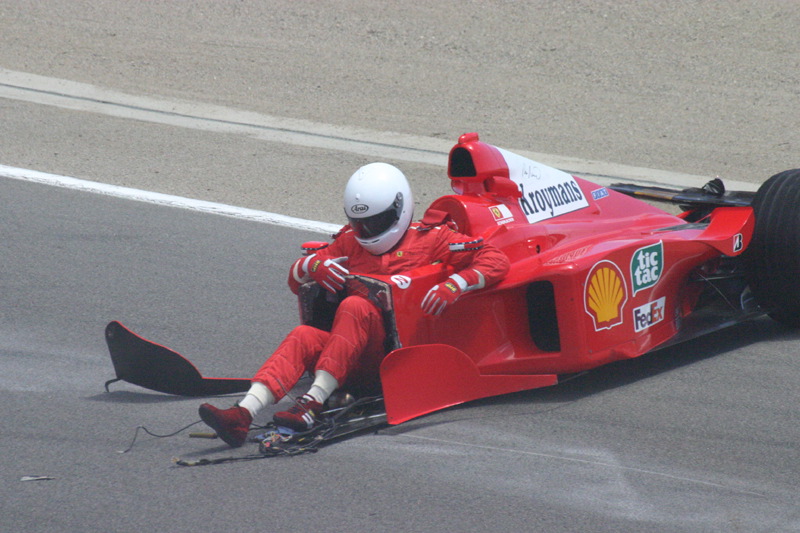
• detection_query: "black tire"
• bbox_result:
[743,169,800,327]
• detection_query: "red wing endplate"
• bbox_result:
[380,344,558,425]
[104,321,250,396]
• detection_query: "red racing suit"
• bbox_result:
[253,216,510,399]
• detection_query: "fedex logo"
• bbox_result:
[633,297,666,332]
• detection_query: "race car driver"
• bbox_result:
[198,162,510,447]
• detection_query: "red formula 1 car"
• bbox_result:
[105,132,800,429]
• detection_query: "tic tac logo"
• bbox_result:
[631,241,663,295]
[633,297,666,332]
[584,260,628,331]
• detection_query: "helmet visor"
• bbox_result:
[347,193,403,239]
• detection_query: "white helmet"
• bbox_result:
[343,163,414,255]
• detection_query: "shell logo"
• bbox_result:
[584,260,628,331]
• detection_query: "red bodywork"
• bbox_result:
[377,134,754,423]
[104,133,758,413]
[300,133,756,424]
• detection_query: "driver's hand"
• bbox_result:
[421,278,462,316]
[306,255,349,293]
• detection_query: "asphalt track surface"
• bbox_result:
[2,3,800,532]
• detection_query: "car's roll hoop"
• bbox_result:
[448,132,521,199]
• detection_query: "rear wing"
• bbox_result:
[610,178,754,208]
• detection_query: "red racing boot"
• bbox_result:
[273,394,323,432]
[198,404,252,448]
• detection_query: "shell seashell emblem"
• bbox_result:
[584,260,628,330]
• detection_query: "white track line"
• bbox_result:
[0,68,758,191]
[0,164,341,235]
[0,68,759,231]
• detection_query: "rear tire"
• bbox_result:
[743,169,800,327]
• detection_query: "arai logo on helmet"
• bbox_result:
[351,204,369,214]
